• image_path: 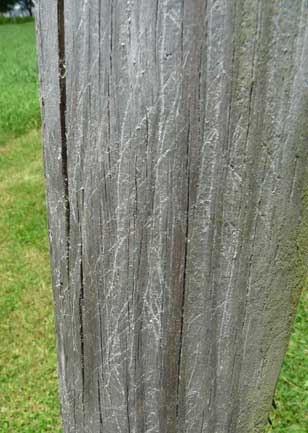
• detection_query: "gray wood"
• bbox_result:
[35,1,308,432]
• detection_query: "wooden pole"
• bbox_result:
[36,1,308,432]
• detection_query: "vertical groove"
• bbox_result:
[78,190,85,418]
[79,237,85,405]
[97,378,103,432]
[176,120,191,418]
[97,298,104,431]
[57,0,70,270]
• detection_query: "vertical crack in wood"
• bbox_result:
[78,190,85,418]
[106,0,113,169]
[180,0,184,64]
[154,0,159,65]
[97,297,104,431]
[79,239,85,406]
[57,0,70,272]
[126,377,131,433]
[97,376,103,432]
[176,120,191,418]
[98,0,102,86]
[110,0,113,76]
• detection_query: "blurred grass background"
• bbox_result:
[0,20,61,433]
[0,19,307,433]
[0,21,40,146]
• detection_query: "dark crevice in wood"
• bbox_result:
[78,194,85,417]
[97,377,103,431]
[79,242,85,405]
[97,302,104,431]
[57,0,70,272]
[135,326,145,433]
[110,0,113,76]
[245,80,255,147]
[134,155,138,218]
[98,304,104,381]
[244,0,259,152]
[125,231,131,433]
[107,1,113,171]
[126,378,131,433]
[98,0,102,86]
[200,409,206,433]
[180,0,184,64]
[176,119,191,418]
[154,0,159,65]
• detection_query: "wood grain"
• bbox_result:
[36,1,308,432]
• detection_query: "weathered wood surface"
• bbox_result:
[36,1,308,432]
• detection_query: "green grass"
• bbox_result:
[0,130,62,432]
[0,17,35,26]
[0,21,307,433]
[266,291,308,433]
[0,22,62,433]
[0,22,41,146]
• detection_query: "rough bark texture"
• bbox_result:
[36,1,308,432]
